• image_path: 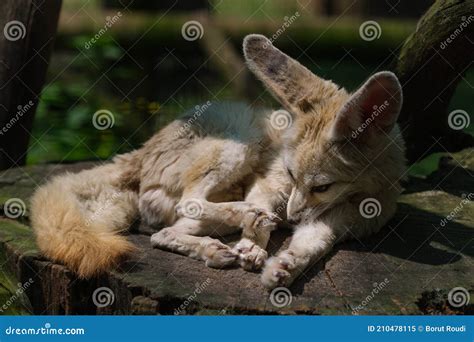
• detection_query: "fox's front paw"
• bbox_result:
[203,239,238,268]
[261,251,296,289]
[233,238,268,271]
[242,208,280,230]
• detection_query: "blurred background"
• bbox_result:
[29,0,473,177]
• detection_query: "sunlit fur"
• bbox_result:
[243,35,406,288]
[31,35,406,288]
[30,158,139,278]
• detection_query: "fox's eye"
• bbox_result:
[310,183,333,193]
[287,167,295,182]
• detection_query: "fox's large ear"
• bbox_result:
[243,34,339,115]
[329,71,402,142]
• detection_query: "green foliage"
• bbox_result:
[29,14,473,178]
[28,36,161,164]
[0,220,36,315]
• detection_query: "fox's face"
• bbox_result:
[244,34,404,223]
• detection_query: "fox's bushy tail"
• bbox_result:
[30,155,140,278]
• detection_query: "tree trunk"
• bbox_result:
[393,0,474,163]
[0,0,62,170]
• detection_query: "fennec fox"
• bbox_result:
[31,34,406,289]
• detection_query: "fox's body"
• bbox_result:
[31,35,406,288]
[32,102,288,276]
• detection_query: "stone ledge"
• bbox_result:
[0,149,472,315]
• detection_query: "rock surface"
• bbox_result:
[0,150,473,315]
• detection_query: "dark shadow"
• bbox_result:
[360,203,473,263]
[288,202,473,290]
[402,153,474,198]
[290,261,326,296]
[126,199,472,292]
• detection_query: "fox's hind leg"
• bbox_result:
[177,176,282,271]
[173,139,279,235]
[173,198,278,270]
[151,138,267,267]
[174,192,279,271]
[175,200,278,230]
[150,217,240,268]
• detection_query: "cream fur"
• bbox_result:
[31,35,406,288]
[30,156,139,278]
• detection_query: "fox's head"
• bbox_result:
[244,34,406,224]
